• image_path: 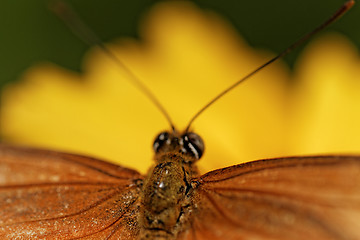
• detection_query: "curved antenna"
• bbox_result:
[185,0,354,133]
[49,1,176,131]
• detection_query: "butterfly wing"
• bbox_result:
[184,156,360,240]
[0,144,143,239]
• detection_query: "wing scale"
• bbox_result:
[185,156,360,240]
[0,144,143,239]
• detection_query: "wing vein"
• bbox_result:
[200,157,351,184]
[3,185,137,227]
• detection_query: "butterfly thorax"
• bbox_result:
[138,131,201,239]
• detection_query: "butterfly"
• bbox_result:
[1,138,360,239]
[0,0,359,239]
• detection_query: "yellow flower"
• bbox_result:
[1,1,359,174]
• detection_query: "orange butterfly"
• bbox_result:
[0,1,359,239]
[1,138,360,239]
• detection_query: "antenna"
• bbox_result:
[185,0,355,133]
[49,0,176,131]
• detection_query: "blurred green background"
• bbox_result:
[0,0,359,89]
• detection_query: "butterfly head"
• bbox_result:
[153,131,205,162]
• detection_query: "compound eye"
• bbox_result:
[182,132,205,160]
[153,131,169,152]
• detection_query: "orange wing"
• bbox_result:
[0,145,143,239]
[184,156,360,240]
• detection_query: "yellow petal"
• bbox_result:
[290,33,360,154]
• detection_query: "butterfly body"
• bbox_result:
[139,131,200,239]
[140,155,194,239]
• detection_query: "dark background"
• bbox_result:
[0,0,359,89]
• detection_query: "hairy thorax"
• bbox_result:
[138,152,199,240]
